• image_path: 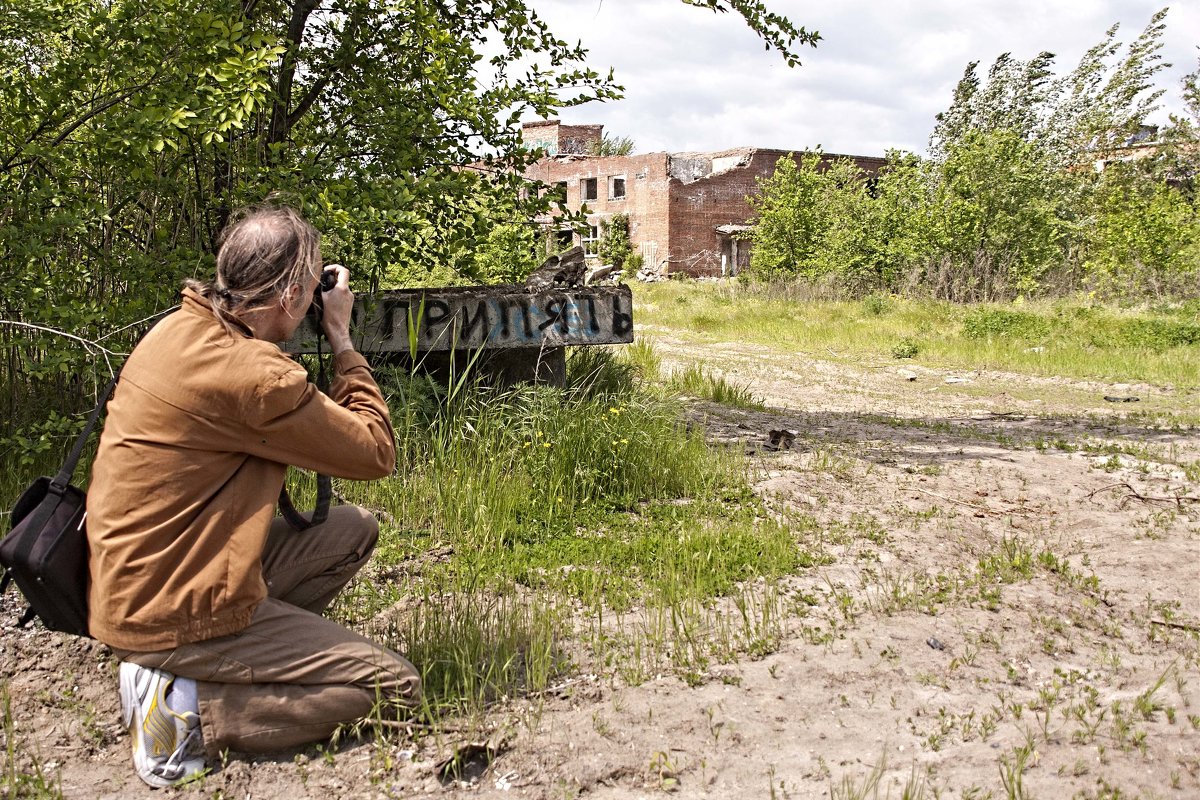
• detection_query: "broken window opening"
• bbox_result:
[608,175,626,200]
[580,177,598,201]
[580,224,600,255]
[555,228,574,250]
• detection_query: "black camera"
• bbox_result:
[307,270,338,321]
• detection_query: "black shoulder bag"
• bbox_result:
[0,373,119,637]
[0,293,335,634]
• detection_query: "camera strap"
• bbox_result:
[278,296,333,531]
[278,476,331,530]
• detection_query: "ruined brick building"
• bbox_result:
[520,120,887,277]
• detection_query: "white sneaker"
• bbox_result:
[118,662,206,788]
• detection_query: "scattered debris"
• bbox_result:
[944,376,972,385]
[585,264,618,285]
[1103,395,1140,403]
[764,429,796,451]
[523,246,587,291]
[1150,618,1200,633]
[528,674,597,699]
[376,546,455,582]
[911,486,1033,516]
[434,728,510,785]
[898,369,918,381]
[927,637,946,651]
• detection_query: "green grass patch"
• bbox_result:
[485,495,810,612]
[667,363,764,409]
[395,586,566,720]
[635,282,1200,388]
[356,373,736,547]
[619,338,663,382]
[961,308,1051,340]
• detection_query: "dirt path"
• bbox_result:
[3,333,1198,799]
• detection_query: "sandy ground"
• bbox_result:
[3,331,1198,799]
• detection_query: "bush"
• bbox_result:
[1082,167,1200,298]
[962,308,1051,341]
[623,252,644,279]
[598,214,632,269]
[470,222,544,284]
[1116,319,1200,350]
[744,153,829,282]
[863,294,891,316]
[891,338,920,359]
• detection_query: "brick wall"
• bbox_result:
[521,120,603,156]
[520,122,888,277]
[667,149,887,277]
[524,152,673,269]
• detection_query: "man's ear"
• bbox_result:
[281,282,305,316]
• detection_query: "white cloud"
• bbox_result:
[524,0,1199,156]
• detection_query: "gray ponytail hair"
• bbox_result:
[187,205,321,334]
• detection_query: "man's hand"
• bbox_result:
[319,264,354,354]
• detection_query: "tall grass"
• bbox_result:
[363,370,731,548]
[377,582,568,722]
[0,342,803,732]
[635,282,1200,388]
[667,363,764,409]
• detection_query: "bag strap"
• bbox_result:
[49,306,177,490]
[0,567,35,626]
[50,371,121,491]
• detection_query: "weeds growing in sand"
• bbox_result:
[999,737,1035,800]
[2,685,63,800]
[830,755,929,800]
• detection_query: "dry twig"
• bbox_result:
[1151,618,1200,633]
[911,486,1033,516]
[1084,482,1199,509]
[369,719,483,735]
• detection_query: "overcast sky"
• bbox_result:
[522,1,1199,158]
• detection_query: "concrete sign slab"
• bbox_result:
[284,284,633,354]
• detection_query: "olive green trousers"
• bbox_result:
[117,505,420,757]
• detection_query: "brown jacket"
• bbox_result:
[86,289,396,650]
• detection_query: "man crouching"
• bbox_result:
[86,205,419,787]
